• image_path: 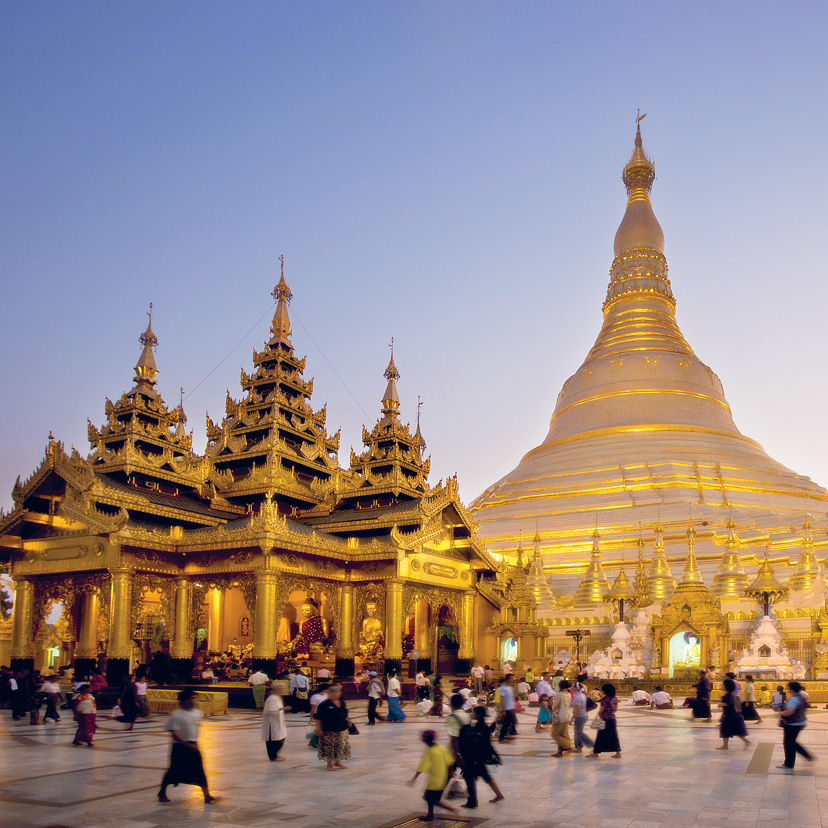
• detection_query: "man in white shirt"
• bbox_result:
[248,669,270,710]
[367,671,385,724]
[471,663,485,695]
[650,687,674,709]
[516,679,530,700]
[41,676,62,723]
[630,687,651,706]
[570,684,594,752]
[497,676,517,742]
[535,674,554,699]
[289,668,310,713]
[447,693,476,807]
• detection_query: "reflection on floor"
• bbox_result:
[1,699,827,828]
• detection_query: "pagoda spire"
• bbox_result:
[646,521,676,602]
[573,526,610,608]
[268,255,293,345]
[679,525,704,585]
[525,528,557,607]
[606,558,636,622]
[633,527,652,606]
[381,338,401,423]
[790,514,821,591]
[745,545,788,617]
[712,515,749,598]
[134,303,159,392]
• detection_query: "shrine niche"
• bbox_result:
[355,585,385,661]
[275,579,340,660]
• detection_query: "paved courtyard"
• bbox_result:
[2,699,828,828]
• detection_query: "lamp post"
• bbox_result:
[565,629,591,663]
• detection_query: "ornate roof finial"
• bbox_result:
[269,257,293,343]
[679,523,704,585]
[381,340,401,422]
[134,303,159,390]
[385,337,399,381]
[415,395,426,451]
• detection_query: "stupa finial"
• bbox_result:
[381,339,401,421]
[134,302,159,389]
[269,256,293,344]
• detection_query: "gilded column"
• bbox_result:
[10,577,34,669]
[457,590,475,671]
[105,567,134,686]
[252,568,278,674]
[414,600,430,652]
[336,582,355,677]
[207,588,226,652]
[74,590,100,678]
[384,578,403,674]
[170,577,192,659]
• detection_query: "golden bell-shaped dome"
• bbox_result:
[711,518,749,599]
[678,526,705,586]
[646,523,676,602]
[789,516,821,591]
[573,529,610,607]
[745,547,788,611]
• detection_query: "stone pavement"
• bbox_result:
[1,699,828,828]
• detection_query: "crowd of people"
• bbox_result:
[2,659,819,819]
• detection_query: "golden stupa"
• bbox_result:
[472,119,828,598]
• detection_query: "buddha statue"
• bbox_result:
[292,598,329,656]
[359,601,384,658]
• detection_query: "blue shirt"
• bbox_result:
[499,684,515,711]
[784,694,806,726]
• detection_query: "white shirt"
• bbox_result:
[503,663,513,676]
[164,707,204,742]
[368,678,384,699]
[471,666,484,678]
[535,679,553,698]
[651,691,672,705]
[309,691,327,710]
[248,671,269,686]
[517,681,530,695]
[499,684,516,711]
[571,690,587,717]
[463,695,478,711]
[387,677,401,697]
[446,708,471,737]
[631,689,651,703]
[459,687,472,699]
[135,681,147,696]
[415,672,427,686]
[261,694,287,741]
[42,681,61,694]
[201,670,214,679]
[317,668,331,679]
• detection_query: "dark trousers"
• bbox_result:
[265,738,285,760]
[368,697,385,723]
[461,765,478,807]
[43,697,60,722]
[782,725,811,768]
[498,710,517,742]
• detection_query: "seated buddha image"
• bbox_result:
[359,600,384,658]
[292,597,329,655]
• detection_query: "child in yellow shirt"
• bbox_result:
[410,730,456,821]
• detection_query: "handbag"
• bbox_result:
[585,697,597,712]
[348,722,359,735]
[590,717,606,730]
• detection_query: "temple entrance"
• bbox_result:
[436,606,458,673]
[501,636,518,667]
[669,630,701,678]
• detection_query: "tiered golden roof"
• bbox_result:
[205,262,341,510]
[525,530,556,607]
[342,349,431,502]
[632,531,652,606]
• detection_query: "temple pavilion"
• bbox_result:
[471,122,828,676]
[0,266,516,684]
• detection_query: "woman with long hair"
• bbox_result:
[587,683,621,759]
[717,678,749,750]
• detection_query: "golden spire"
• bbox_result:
[646,521,676,602]
[134,303,159,391]
[745,545,788,616]
[633,527,652,606]
[573,526,610,607]
[269,255,293,344]
[711,516,749,598]
[789,514,821,591]
[606,557,636,622]
[515,540,524,569]
[678,525,704,585]
[526,530,557,607]
[381,338,401,422]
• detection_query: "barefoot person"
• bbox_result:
[158,689,218,804]
[588,683,621,759]
[717,678,749,750]
[776,681,813,770]
[262,680,292,762]
[410,729,456,821]
[314,684,352,771]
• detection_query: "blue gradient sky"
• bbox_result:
[2,3,827,511]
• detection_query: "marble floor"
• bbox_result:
[2,700,828,828]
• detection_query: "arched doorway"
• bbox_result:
[436,606,458,673]
[669,630,701,677]
[501,635,518,668]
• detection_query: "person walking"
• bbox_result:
[571,681,594,753]
[248,667,270,711]
[471,664,485,696]
[410,730,456,821]
[314,684,352,771]
[551,679,573,757]
[588,683,621,759]
[447,693,477,807]
[430,673,445,717]
[41,675,62,724]
[386,671,406,722]
[262,680,291,762]
[118,675,138,731]
[471,705,505,803]
[776,680,813,770]
[741,674,762,723]
[366,671,385,724]
[158,689,218,803]
[497,675,517,742]
[692,668,712,722]
[289,668,310,714]
[135,674,150,718]
[717,678,749,750]
[10,671,27,721]
[72,684,97,747]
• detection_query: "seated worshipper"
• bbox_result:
[630,687,652,706]
[462,694,478,712]
[317,666,331,681]
[417,697,435,716]
[650,687,674,709]
[771,686,786,711]
[535,673,553,699]
[517,679,530,701]
[201,667,215,684]
[758,685,772,707]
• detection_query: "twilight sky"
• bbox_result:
[1,3,827,512]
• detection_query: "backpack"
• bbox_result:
[450,713,484,763]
